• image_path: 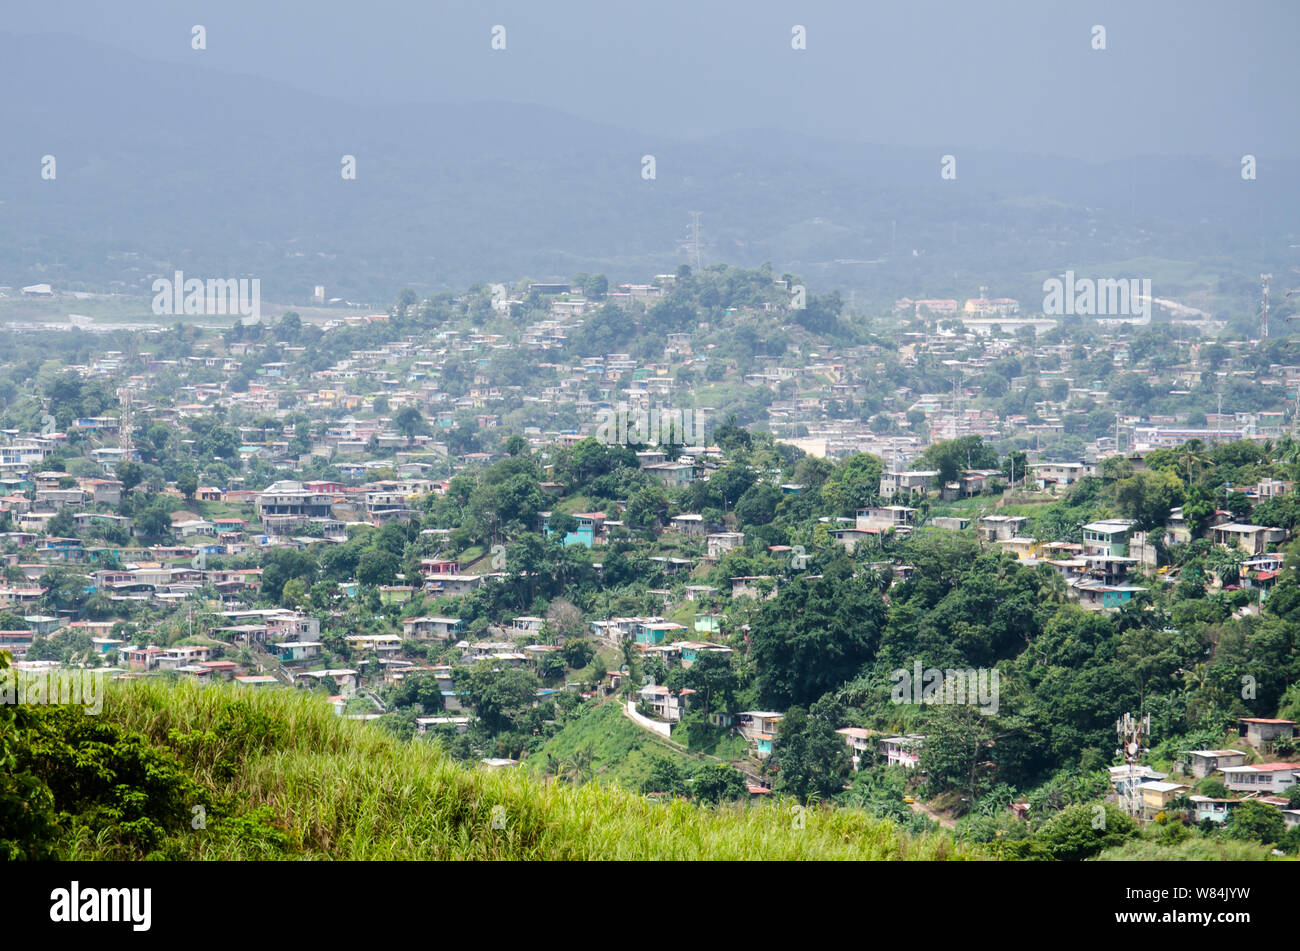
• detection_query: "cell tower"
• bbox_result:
[1115,712,1151,819]
[118,388,134,458]
[1261,273,1272,339]
[689,211,702,270]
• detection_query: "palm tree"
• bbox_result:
[1205,545,1245,588]
[560,745,595,786]
[1179,439,1212,486]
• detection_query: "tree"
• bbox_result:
[39,567,90,614]
[750,560,886,708]
[559,745,596,786]
[772,699,850,804]
[461,664,541,735]
[176,468,199,502]
[356,549,400,587]
[561,639,595,669]
[691,764,749,804]
[1225,799,1286,844]
[918,703,997,801]
[642,757,688,797]
[1036,803,1138,860]
[46,509,75,538]
[1110,469,1185,531]
[116,461,145,492]
[394,407,427,442]
[537,652,567,685]
[919,436,998,486]
[820,453,883,515]
[133,502,174,540]
[666,651,738,716]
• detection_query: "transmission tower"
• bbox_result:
[1261,273,1272,339]
[689,211,702,270]
[118,388,134,458]
[1115,712,1151,820]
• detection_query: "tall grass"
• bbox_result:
[90,681,980,861]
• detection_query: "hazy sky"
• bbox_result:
[9,0,1299,161]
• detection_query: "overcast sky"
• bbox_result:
[9,0,1298,161]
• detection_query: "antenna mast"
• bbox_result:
[689,211,702,271]
[1262,273,1272,339]
[1115,712,1152,820]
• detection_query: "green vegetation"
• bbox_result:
[4,680,976,861]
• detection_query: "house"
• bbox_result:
[345,633,403,654]
[731,576,777,600]
[1081,519,1136,557]
[416,716,470,735]
[855,505,916,532]
[693,613,725,636]
[270,640,322,662]
[879,470,937,500]
[510,615,545,636]
[1184,749,1248,779]
[1030,461,1094,489]
[465,641,518,663]
[879,735,924,769]
[1164,507,1195,546]
[296,668,359,694]
[1212,523,1286,557]
[255,481,336,520]
[978,514,1030,543]
[1071,580,1146,611]
[1137,781,1190,822]
[634,620,686,647]
[424,574,485,597]
[402,616,465,641]
[670,514,708,536]
[643,462,695,488]
[1188,796,1242,825]
[1239,717,1296,749]
[830,527,883,552]
[706,532,745,559]
[419,558,460,578]
[638,683,692,722]
[836,727,876,770]
[233,675,279,688]
[545,512,606,548]
[738,711,783,758]
[1108,764,1167,796]
[999,536,1039,561]
[1219,763,1300,794]
[676,641,732,667]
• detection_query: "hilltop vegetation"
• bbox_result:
[0,677,973,861]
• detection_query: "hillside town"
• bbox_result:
[3,265,1300,853]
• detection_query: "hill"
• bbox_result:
[1,680,975,860]
[2,32,1297,306]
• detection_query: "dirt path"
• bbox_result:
[908,797,956,829]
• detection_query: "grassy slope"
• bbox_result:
[523,700,698,789]
[88,681,977,860]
